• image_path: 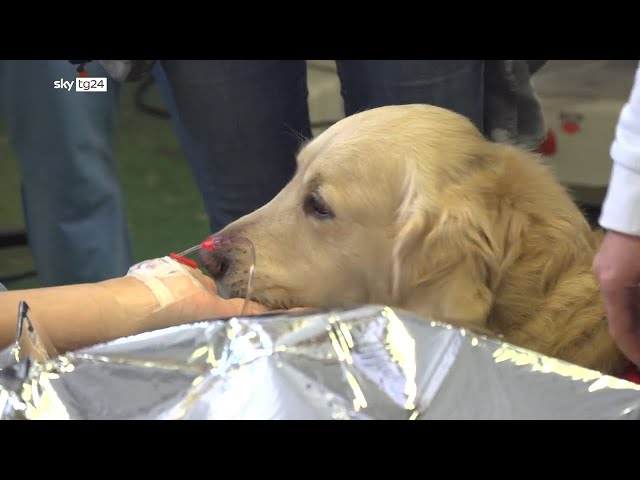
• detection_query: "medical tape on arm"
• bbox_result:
[126,256,202,309]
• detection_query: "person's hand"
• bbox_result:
[152,262,269,317]
[121,256,268,334]
[592,230,640,366]
[136,259,311,319]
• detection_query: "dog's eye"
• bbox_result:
[303,192,334,219]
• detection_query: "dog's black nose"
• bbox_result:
[199,249,230,278]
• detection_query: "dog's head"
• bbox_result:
[201,104,595,329]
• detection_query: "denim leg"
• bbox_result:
[151,62,210,207]
[335,60,485,132]
[157,60,311,233]
[3,60,131,286]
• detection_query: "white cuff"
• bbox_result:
[599,163,640,235]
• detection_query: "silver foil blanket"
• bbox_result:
[0,305,639,420]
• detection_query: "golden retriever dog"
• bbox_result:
[201,104,629,376]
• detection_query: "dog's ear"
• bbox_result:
[391,170,505,334]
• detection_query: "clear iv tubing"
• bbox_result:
[178,235,256,317]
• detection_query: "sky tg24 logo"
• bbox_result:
[53,77,108,92]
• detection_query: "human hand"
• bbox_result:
[592,230,640,366]
[130,258,312,319]
[124,256,268,333]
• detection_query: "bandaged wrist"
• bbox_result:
[126,256,202,310]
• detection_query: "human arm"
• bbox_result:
[593,61,640,366]
[0,257,266,356]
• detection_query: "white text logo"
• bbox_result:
[53,77,108,92]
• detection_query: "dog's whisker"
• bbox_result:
[282,123,309,145]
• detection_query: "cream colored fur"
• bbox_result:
[204,104,628,376]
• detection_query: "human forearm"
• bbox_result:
[0,277,159,354]
[0,256,270,357]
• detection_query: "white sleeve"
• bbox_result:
[599,62,640,235]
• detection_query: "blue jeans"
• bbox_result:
[158,60,485,233]
[2,60,132,286]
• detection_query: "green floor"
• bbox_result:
[0,81,211,290]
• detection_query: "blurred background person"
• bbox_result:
[1,60,132,286]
